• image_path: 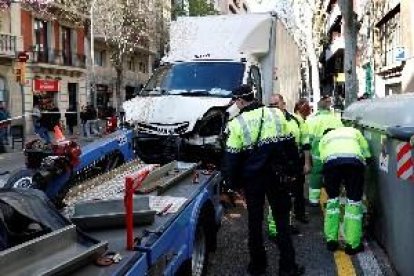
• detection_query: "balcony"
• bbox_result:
[326,3,341,34]
[325,36,344,61]
[0,33,17,57]
[30,48,86,68]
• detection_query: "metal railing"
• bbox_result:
[0,33,17,57]
[31,48,86,68]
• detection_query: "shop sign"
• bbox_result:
[33,79,59,92]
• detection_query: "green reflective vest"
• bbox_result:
[226,106,288,153]
[306,110,344,157]
[319,127,371,163]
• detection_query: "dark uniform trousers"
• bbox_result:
[244,175,296,270]
[323,160,365,201]
[292,152,306,217]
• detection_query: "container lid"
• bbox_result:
[342,93,414,131]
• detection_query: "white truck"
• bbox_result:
[123,13,301,164]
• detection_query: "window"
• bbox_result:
[0,77,5,102]
[62,26,72,66]
[378,9,401,67]
[248,66,262,103]
[128,58,135,71]
[141,62,245,97]
[34,19,48,62]
[229,5,237,14]
[94,50,105,67]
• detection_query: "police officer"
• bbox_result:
[222,85,304,276]
[319,126,371,255]
[306,96,343,205]
[267,95,311,239]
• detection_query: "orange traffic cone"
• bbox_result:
[54,125,66,143]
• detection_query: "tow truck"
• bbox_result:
[0,128,223,275]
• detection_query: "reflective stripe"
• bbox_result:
[326,209,340,215]
[325,153,365,164]
[269,108,282,134]
[344,213,363,220]
[323,135,355,145]
[236,115,252,146]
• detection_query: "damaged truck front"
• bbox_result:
[124,13,280,164]
[125,61,244,164]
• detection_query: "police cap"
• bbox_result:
[232,84,254,101]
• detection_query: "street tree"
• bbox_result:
[172,0,217,19]
[92,0,156,112]
[272,0,321,105]
[338,0,358,107]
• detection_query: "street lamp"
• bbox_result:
[90,0,98,108]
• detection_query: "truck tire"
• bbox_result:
[4,169,35,189]
[192,218,209,276]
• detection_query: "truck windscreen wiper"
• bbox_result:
[141,88,167,95]
[175,90,210,96]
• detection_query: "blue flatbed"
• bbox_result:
[72,169,222,275]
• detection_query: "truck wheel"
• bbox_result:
[192,220,208,276]
[4,169,35,189]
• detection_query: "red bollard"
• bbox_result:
[124,169,151,250]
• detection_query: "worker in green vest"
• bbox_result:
[306,96,343,206]
[267,95,312,239]
[222,85,304,276]
[319,126,371,255]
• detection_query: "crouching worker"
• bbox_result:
[319,126,371,255]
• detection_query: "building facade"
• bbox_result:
[1,3,87,133]
[316,0,414,103]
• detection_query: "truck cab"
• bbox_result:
[124,14,276,164]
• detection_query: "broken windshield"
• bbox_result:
[140,62,245,97]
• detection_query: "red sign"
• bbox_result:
[17,51,29,62]
[33,79,60,92]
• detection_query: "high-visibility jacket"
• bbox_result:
[319,127,371,163]
[286,112,301,145]
[307,110,343,158]
[285,111,311,151]
[223,102,288,188]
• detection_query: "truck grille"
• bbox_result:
[137,122,189,135]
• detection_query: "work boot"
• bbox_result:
[279,264,305,276]
[289,225,300,235]
[326,240,339,252]
[345,243,364,255]
[247,254,267,276]
[247,262,266,275]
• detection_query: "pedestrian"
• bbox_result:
[222,84,304,276]
[65,105,77,135]
[42,103,61,143]
[32,104,51,145]
[306,96,343,206]
[319,126,371,255]
[80,105,87,137]
[266,94,312,239]
[0,102,10,153]
[119,104,125,125]
[85,104,99,137]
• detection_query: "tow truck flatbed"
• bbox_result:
[0,162,222,276]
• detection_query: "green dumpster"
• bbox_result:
[342,93,414,276]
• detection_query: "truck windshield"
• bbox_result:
[141,62,245,97]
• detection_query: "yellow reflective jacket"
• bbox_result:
[307,110,344,158]
[319,127,371,163]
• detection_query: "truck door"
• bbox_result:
[248,66,263,103]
